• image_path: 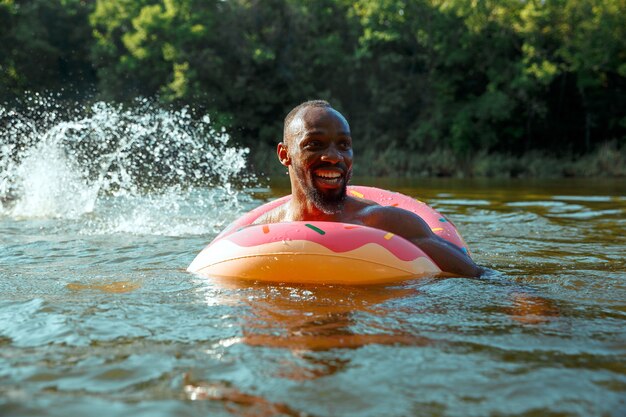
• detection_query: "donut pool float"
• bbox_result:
[187,186,471,285]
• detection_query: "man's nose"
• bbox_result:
[320,145,343,163]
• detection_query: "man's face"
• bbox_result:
[282,106,353,214]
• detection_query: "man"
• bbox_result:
[254,100,483,277]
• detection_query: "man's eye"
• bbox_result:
[340,141,351,149]
[305,141,321,148]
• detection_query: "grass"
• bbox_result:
[249,142,626,179]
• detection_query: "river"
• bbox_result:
[0,101,624,416]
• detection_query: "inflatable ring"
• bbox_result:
[188,186,471,285]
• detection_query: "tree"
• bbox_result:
[0,0,95,99]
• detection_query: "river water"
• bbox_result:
[0,101,624,416]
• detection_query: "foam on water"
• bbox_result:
[0,96,257,235]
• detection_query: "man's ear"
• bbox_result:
[277,142,290,166]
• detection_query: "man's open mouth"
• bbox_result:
[312,168,344,187]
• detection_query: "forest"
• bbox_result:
[1,0,624,177]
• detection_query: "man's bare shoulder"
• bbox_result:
[359,203,431,236]
[359,203,414,219]
[252,203,288,225]
[251,195,422,226]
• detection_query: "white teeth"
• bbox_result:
[315,170,341,179]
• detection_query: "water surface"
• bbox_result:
[0,102,624,417]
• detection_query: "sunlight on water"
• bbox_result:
[10,138,99,218]
[0,99,624,416]
[0,96,257,235]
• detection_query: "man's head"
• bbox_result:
[278,100,353,215]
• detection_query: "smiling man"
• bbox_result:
[254,100,483,277]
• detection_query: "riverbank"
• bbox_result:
[251,141,626,179]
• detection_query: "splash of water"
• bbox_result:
[0,95,258,235]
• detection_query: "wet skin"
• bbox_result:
[255,106,483,277]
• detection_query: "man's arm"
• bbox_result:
[363,206,483,277]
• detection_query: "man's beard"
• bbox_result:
[308,183,347,214]
[300,169,350,215]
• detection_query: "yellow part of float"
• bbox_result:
[188,239,441,285]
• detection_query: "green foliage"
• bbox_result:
[0,0,96,98]
[1,0,625,177]
[90,0,213,101]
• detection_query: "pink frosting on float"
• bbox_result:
[226,222,424,262]
[212,186,470,260]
